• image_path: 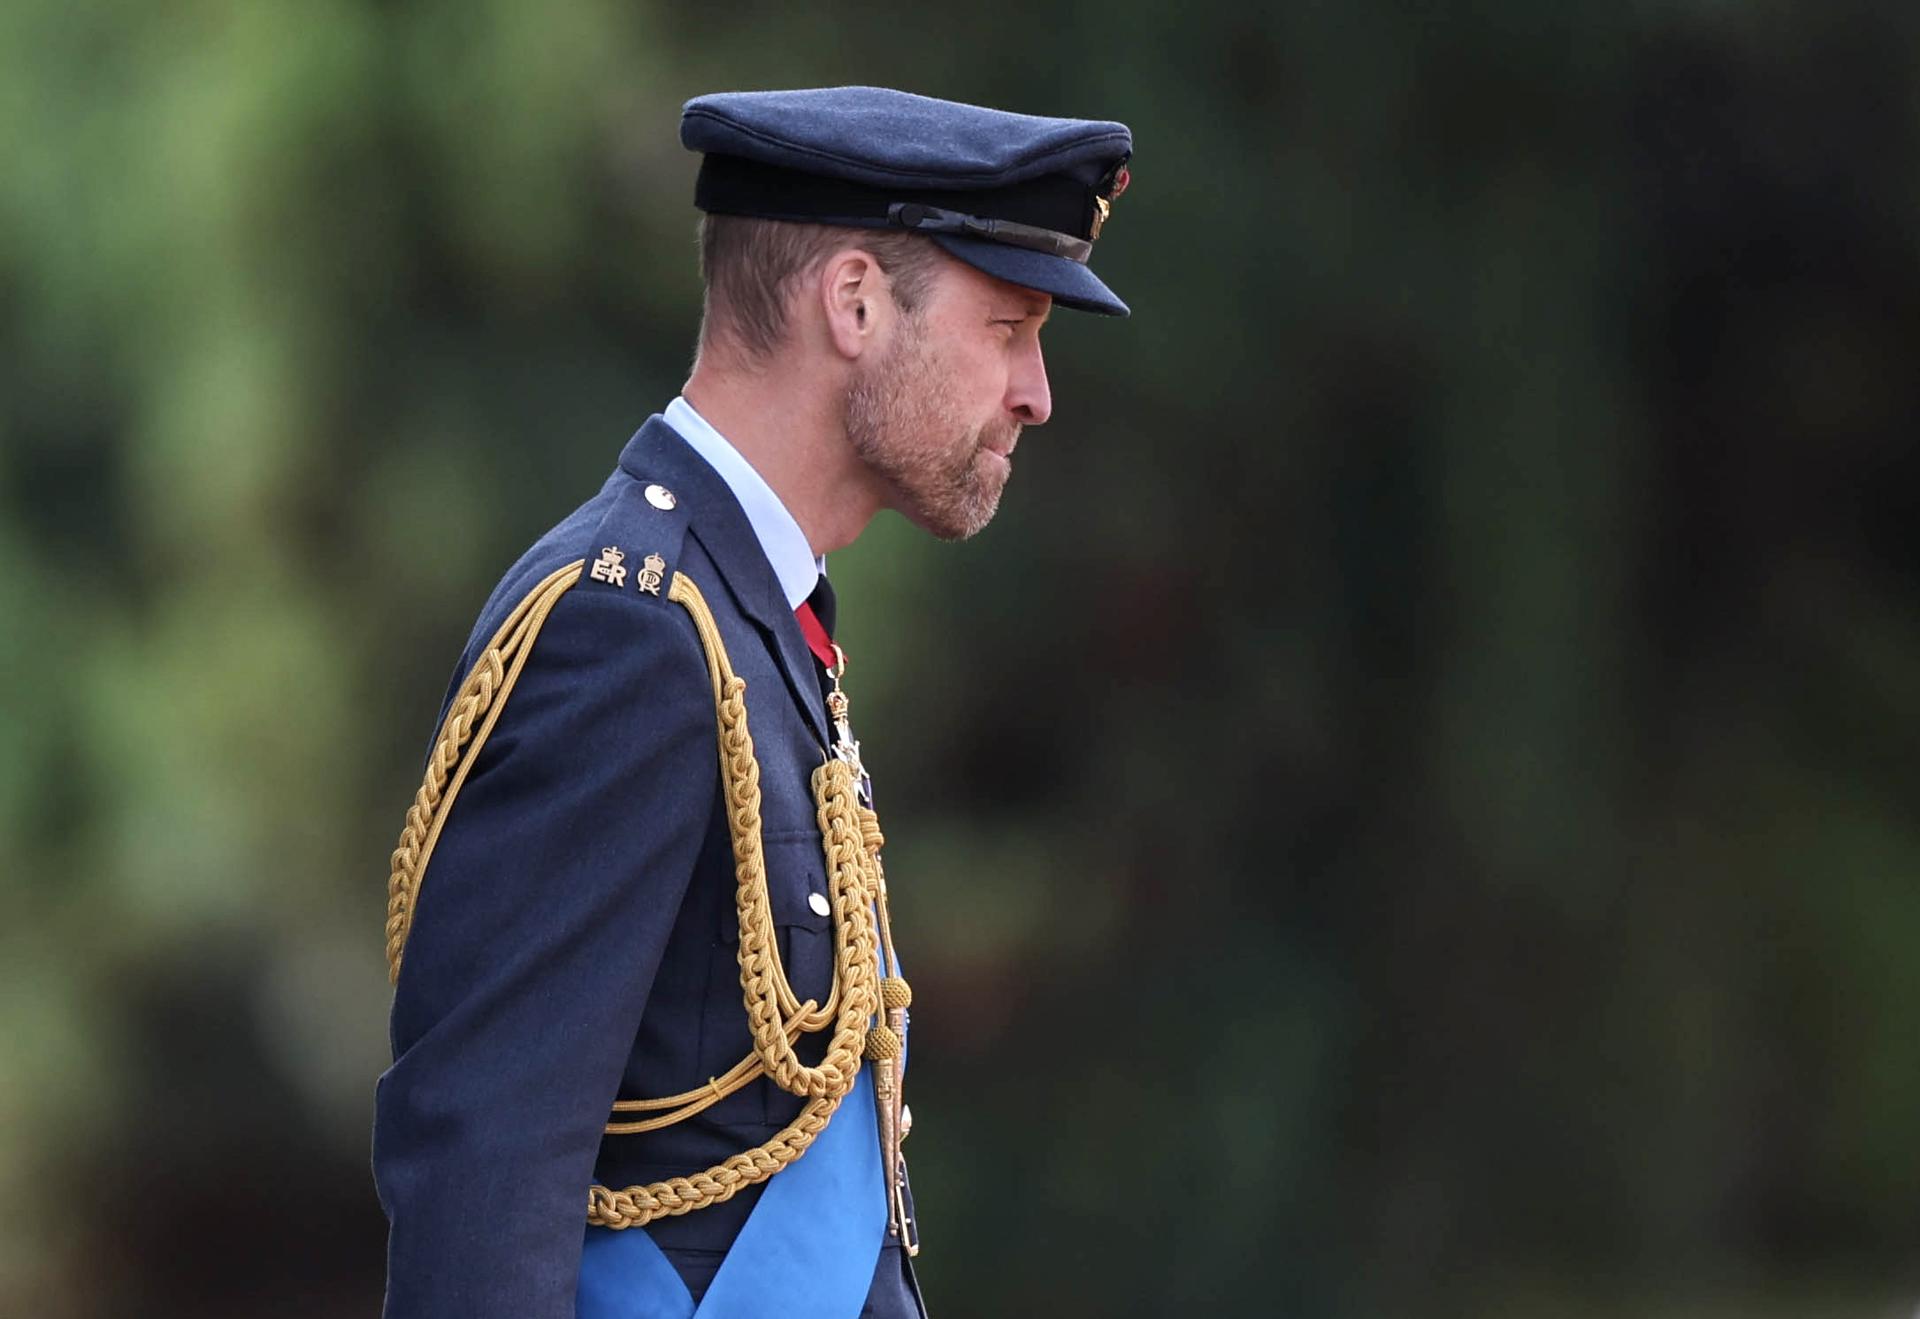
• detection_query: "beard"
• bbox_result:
[844,321,1020,542]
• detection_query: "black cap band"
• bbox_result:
[886,203,1091,262]
[694,153,1102,259]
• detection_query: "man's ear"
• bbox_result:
[819,248,888,361]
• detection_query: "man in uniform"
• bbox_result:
[374,86,1133,1318]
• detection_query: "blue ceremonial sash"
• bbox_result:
[579,1216,693,1319]
[577,1067,886,1319]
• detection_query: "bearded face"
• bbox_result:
[844,310,1022,543]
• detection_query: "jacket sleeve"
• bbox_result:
[374,583,716,1317]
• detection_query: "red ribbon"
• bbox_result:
[794,601,835,669]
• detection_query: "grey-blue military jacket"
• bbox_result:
[374,417,920,1316]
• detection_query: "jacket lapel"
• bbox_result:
[618,417,831,748]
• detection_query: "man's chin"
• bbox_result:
[898,485,1003,542]
[902,509,989,543]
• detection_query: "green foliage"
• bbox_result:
[4,2,1918,1314]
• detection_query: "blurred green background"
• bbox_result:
[5,1,1919,1315]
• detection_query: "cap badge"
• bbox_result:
[637,552,667,597]
[1091,167,1129,241]
[589,546,628,588]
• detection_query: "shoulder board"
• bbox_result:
[576,476,693,606]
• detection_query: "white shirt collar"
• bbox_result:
[662,395,822,611]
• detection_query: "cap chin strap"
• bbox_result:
[887,201,1092,263]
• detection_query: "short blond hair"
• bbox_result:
[697,214,944,359]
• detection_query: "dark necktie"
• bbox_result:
[806,576,836,640]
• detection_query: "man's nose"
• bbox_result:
[1006,339,1052,426]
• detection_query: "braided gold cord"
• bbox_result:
[584,580,878,1228]
[384,563,886,1231]
[587,1094,839,1227]
[386,561,584,982]
[590,755,880,1225]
